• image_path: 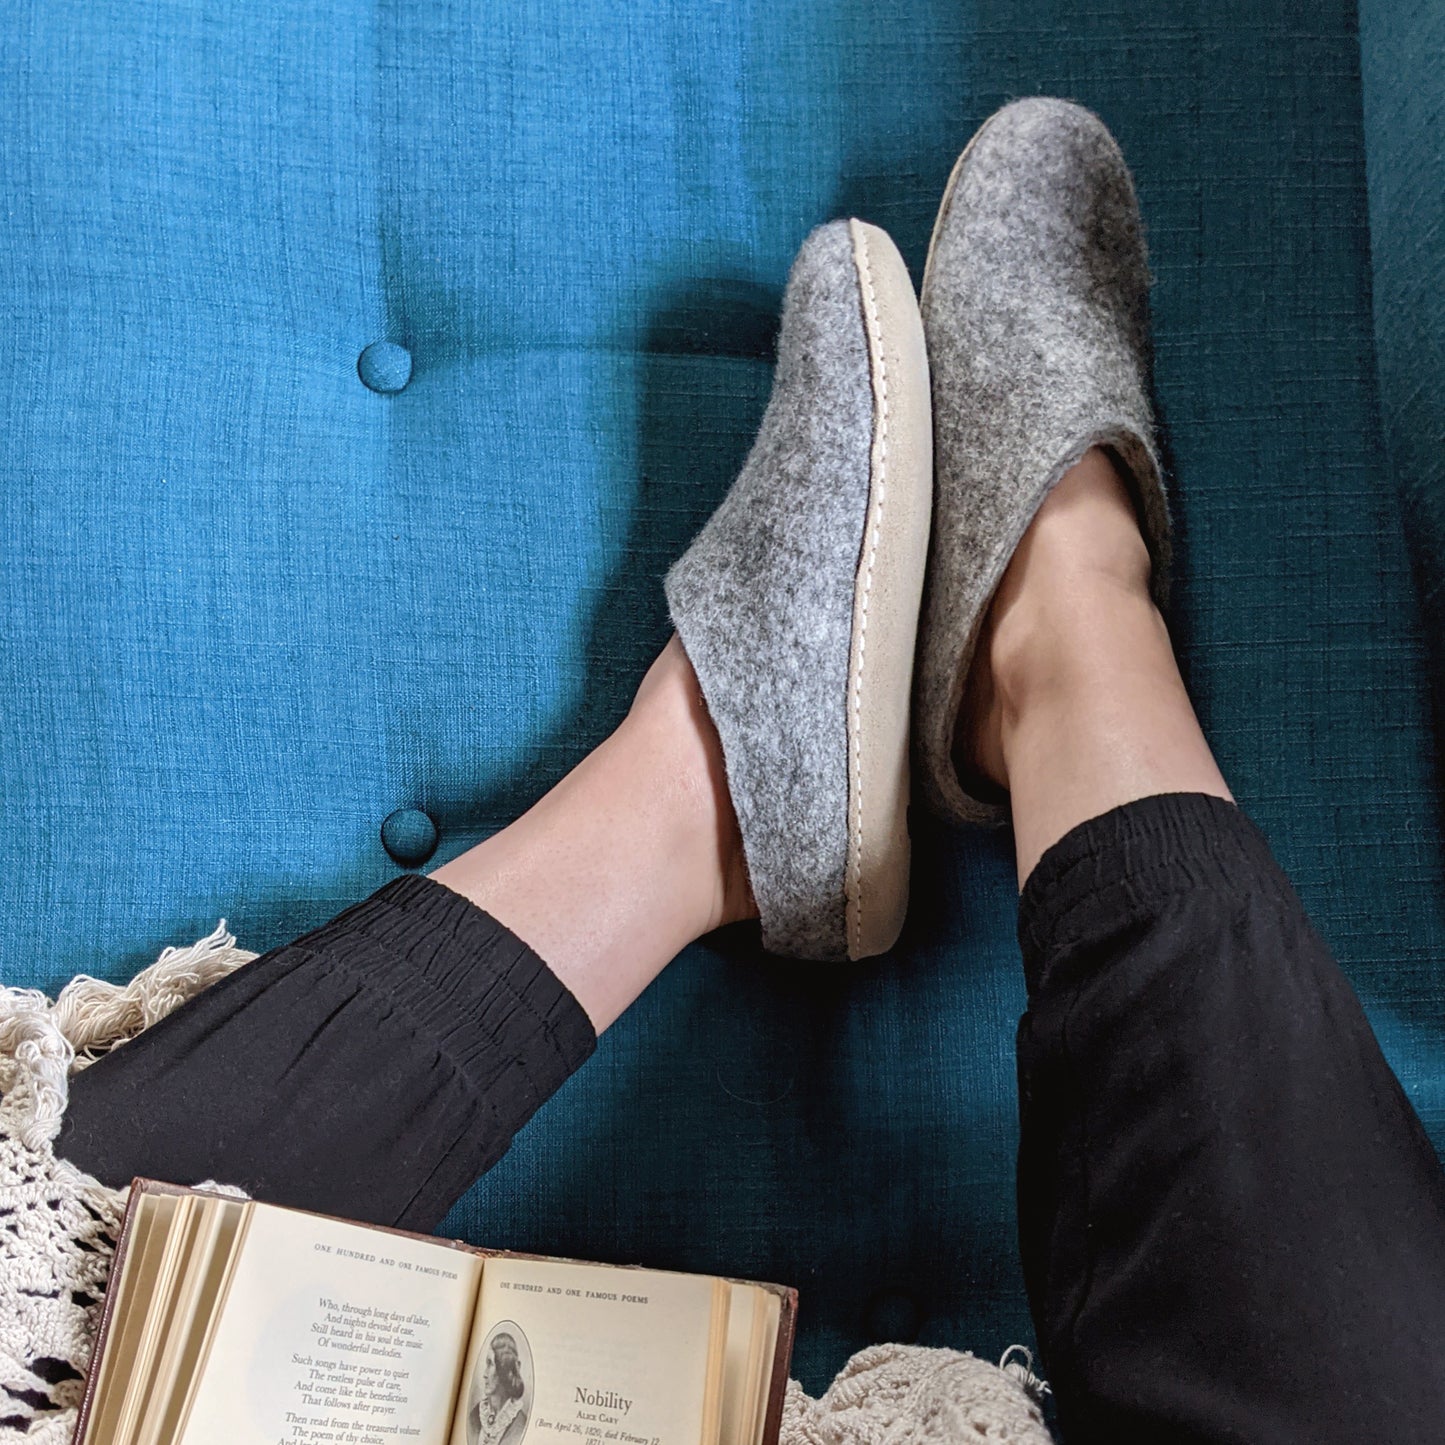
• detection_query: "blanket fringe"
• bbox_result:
[0,921,256,1150]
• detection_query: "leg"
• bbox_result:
[964,448,1445,1441]
[56,638,754,1230]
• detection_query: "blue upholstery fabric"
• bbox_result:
[1360,0,1445,712]
[3,0,1444,1395]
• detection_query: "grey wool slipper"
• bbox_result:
[665,219,933,961]
[915,97,1173,826]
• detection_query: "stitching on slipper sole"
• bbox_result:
[848,219,891,961]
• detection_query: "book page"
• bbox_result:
[143,1197,248,1445]
[717,1287,777,1445]
[176,1203,483,1445]
[115,1195,199,1443]
[448,1257,728,1445]
[82,1192,180,1445]
[718,1288,779,1445]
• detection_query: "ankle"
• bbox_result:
[957,447,1160,793]
[623,637,756,935]
[990,570,1165,717]
[430,637,754,1034]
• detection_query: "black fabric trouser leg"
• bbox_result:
[55,874,596,1233]
[1016,791,1445,1443]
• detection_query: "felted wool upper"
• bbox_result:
[915,97,1173,827]
[664,220,874,960]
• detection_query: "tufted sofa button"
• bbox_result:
[357,341,413,394]
[381,808,438,866]
[863,1288,922,1344]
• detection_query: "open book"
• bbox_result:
[73,1181,796,1445]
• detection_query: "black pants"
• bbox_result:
[58,793,1445,1442]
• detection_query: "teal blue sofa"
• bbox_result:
[4,0,1443,1394]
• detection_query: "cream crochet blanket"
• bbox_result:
[0,927,1054,1444]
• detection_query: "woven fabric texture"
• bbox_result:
[1360,0,1445,724]
[2,0,1443,1396]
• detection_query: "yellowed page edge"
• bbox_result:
[113,1196,197,1445]
[697,1278,731,1445]
[165,1198,255,1445]
[150,1197,248,1445]
[747,1290,781,1445]
[718,1284,757,1445]
[134,1199,230,1445]
[82,1194,173,1445]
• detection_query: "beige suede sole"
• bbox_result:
[842,220,934,960]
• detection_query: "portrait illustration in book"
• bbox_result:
[467,1319,534,1445]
